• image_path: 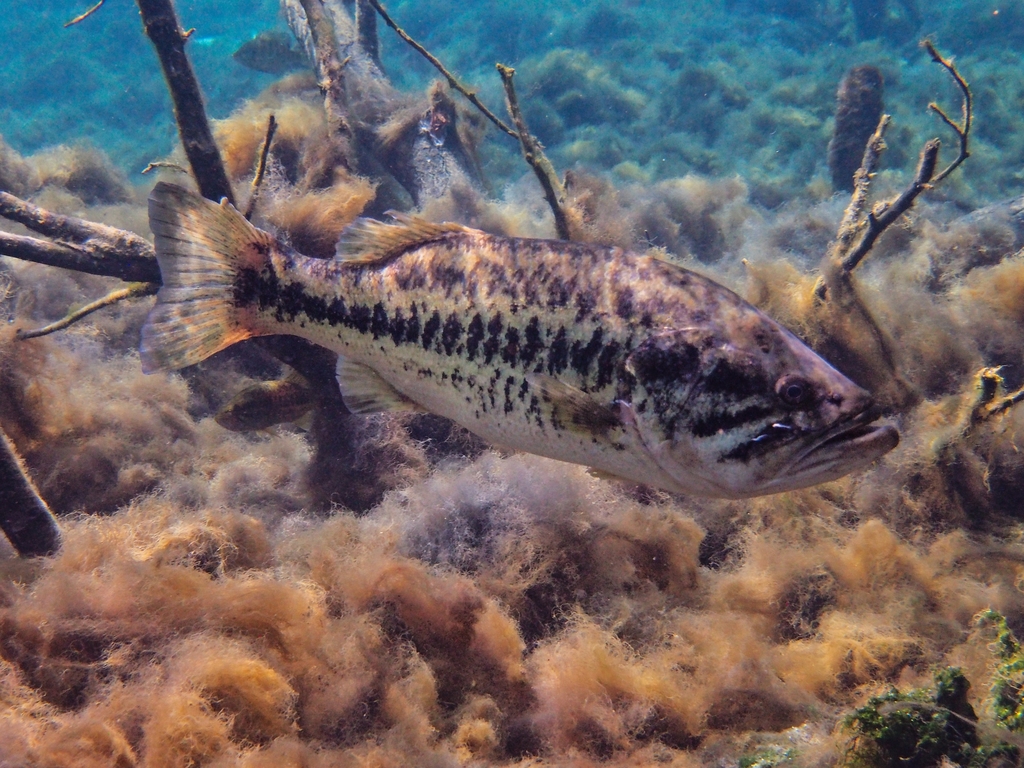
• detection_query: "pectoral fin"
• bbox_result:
[526,374,621,437]
[336,357,424,414]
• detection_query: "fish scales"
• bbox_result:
[141,183,898,498]
[233,232,730,455]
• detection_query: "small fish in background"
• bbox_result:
[232,30,307,75]
[141,183,897,499]
[215,369,315,432]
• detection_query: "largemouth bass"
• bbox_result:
[140,183,897,498]
[215,369,314,432]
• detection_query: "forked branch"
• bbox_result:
[497,63,573,241]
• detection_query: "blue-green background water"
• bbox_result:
[3,0,1024,207]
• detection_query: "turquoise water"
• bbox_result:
[3,0,1024,206]
[9,4,1024,766]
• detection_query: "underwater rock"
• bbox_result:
[828,65,885,193]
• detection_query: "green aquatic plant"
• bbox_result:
[978,609,1024,732]
[842,667,1018,768]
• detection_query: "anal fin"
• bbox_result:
[587,468,634,484]
[337,357,424,414]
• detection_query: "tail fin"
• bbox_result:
[140,183,273,373]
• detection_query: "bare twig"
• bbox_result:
[136,0,235,205]
[141,161,189,175]
[497,63,572,240]
[16,282,159,340]
[298,0,355,144]
[0,428,60,557]
[245,115,278,221]
[64,0,106,27]
[923,39,971,183]
[367,0,517,138]
[812,115,890,299]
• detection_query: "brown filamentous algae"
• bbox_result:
[140,183,896,498]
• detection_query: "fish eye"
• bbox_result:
[776,375,813,406]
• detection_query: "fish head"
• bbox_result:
[624,311,898,498]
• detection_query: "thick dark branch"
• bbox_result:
[497,64,572,240]
[0,428,60,557]
[0,191,153,261]
[369,0,517,138]
[136,0,235,205]
[298,0,355,143]
[0,191,158,282]
[0,232,159,283]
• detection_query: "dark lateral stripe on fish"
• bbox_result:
[231,265,628,388]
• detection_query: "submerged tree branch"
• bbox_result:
[16,282,160,340]
[64,0,106,27]
[814,41,971,303]
[0,191,158,282]
[298,0,356,144]
[497,63,572,240]
[0,191,152,259]
[923,39,971,184]
[0,427,61,557]
[841,138,939,274]
[245,115,278,221]
[136,0,235,205]
[355,0,381,69]
[0,232,158,283]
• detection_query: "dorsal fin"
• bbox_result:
[335,213,474,265]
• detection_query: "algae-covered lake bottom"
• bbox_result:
[5,1,1024,766]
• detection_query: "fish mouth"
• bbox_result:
[783,407,899,485]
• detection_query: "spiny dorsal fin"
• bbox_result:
[526,374,621,436]
[336,356,424,414]
[336,213,474,265]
